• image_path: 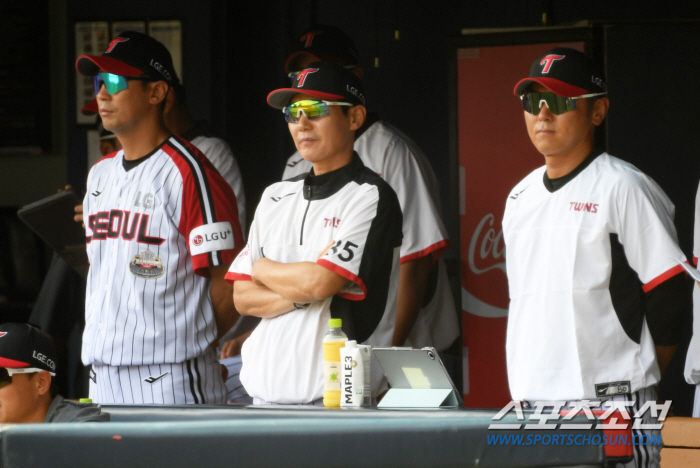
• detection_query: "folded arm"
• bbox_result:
[233,280,296,319]
[251,257,348,304]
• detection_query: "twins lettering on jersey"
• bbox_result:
[324,217,341,228]
[569,202,599,213]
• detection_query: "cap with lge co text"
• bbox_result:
[0,323,57,373]
[513,47,607,98]
[268,61,365,109]
[75,30,175,84]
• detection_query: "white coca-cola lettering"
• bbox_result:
[468,213,506,275]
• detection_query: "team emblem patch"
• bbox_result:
[129,249,165,279]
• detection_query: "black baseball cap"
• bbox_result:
[0,323,57,373]
[285,24,359,73]
[514,47,607,98]
[268,61,366,109]
[76,30,175,83]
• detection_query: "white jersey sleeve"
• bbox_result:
[372,126,449,262]
[612,171,685,290]
[316,185,382,300]
[190,135,246,231]
[685,181,700,384]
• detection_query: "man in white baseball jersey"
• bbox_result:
[226,62,402,404]
[685,186,700,416]
[504,48,687,467]
[221,25,457,368]
[75,31,244,404]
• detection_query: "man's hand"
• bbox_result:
[74,204,84,226]
[59,185,85,227]
[656,345,677,376]
[220,330,252,359]
[233,280,295,318]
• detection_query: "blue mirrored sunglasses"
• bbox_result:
[93,72,154,95]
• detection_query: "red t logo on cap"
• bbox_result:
[296,68,319,87]
[540,54,565,73]
[300,31,323,48]
[105,37,129,53]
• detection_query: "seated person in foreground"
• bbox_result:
[225,62,403,405]
[0,323,109,423]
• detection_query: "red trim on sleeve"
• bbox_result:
[162,138,244,277]
[642,264,686,293]
[224,272,252,285]
[400,239,451,264]
[337,292,365,301]
[317,259,367,300]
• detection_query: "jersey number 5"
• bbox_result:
[329,240,358,262]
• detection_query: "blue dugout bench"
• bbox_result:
[1,407,607,467]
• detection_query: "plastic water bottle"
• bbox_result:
[323,318,348,408]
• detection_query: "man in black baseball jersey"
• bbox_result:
[504,48,686,468]
[226,62,402,404]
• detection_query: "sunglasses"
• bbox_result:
[282,100,353,123]
[93,72,154,95]
[0,367,55,389]
[520,91,607,115]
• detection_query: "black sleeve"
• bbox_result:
[645,272,689,346]
[330,182,403,343]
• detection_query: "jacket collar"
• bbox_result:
[303,152,364,201]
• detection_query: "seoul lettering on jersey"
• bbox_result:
[86,210,165,245]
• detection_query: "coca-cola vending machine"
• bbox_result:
[451,30,597,408]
